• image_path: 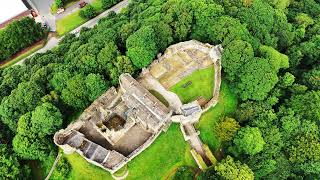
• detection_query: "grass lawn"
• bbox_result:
[170,67,238,151]
[126,124,196,179]
[170,66,214,103]
[64,153,113,180]
[196,82,237,150]
[0,42,45,68]
[56,10,87,36]
[56,0,105,36]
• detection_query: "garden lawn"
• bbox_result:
[126,124,196,179]
[170,66,214,103]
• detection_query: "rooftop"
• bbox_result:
[0,0,29,25]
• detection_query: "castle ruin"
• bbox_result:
[54,40,223,174]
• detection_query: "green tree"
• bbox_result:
[287,90,320,121]
[172,166,195,180]
[79,4,97,19]
[259,45,289,71]
[13,112,52,160]
[0,82,45,131]
[215,117,240,142]
[0,144,21,179]
[30,103,63,137]
[236,58,279,101]
[191,0,224,42]
[126,26,158,68]
[237,0,277,46]
[49,71,73,92]
[233,126,265,155]
[288,135,320,164]
[101,0,117,10]
[207,16,254,46]
[85,74,108,102]
[61,74,107,109]
[302,67,320,90]
[0,17,45,61]
[222,40,254,81]
[215,156,254,180]
[54,0,63,8]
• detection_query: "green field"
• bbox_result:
[65,153,113,180]
[126,124,196,179]
[170,67,215,103]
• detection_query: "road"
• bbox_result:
[15,0,129,66]
[27,0,56,31]
[55,0,96,20]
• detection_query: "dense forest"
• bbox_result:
[0,0,319,179]
[0,17,46,61]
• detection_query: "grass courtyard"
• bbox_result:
[170,67,237,150]
[170,67,215,103]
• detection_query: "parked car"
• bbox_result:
[79,2,87,8]
[57,8,65,14]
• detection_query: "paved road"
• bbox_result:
[27,0,56,31]
[70,0,129,34]
[15,0,129,66]
[56,0,96,20]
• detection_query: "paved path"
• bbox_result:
[14,0,129,66]
[45,153,62,180]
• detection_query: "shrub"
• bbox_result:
[79,4,97,19]
[101,0,117,10]
[172,166,195,180]
[55,0,63,8]
[0,17,46,61]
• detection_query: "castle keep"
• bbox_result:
[54,74,172,173]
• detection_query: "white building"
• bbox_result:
[0,0,33,28]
